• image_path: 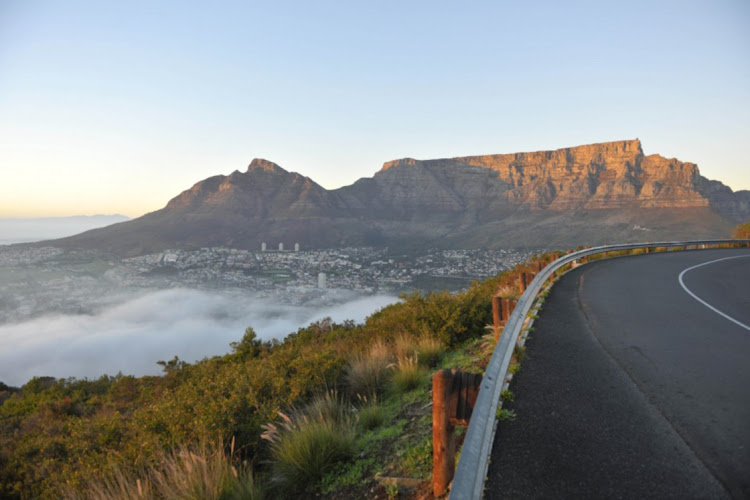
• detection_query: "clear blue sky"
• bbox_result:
[1,0,748,217]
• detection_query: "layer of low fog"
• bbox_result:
[0,289,398,387]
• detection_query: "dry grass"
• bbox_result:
[496,282,521,299]
[82,469,152,500]
[390,355,424,393]
[481,324,501,355]
[415,335,444,368]
[345,341,392,397]
[394,333,418,359]
[75,439,264,500]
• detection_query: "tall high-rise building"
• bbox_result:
[261,242,267,252]
[318,272,326,289]
[294,243,300,252]
[279,242,284,251]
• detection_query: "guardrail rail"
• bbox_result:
[449,239,750,499]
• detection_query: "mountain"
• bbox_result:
[49,140,749,255]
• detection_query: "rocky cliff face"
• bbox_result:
[50,140,749,255]
[419,139,707,210]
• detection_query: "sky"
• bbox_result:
[1,0,749,218]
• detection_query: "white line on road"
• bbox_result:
[678,255,750,332]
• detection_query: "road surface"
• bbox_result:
[485,248,750,499]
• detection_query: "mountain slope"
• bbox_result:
[50,140,749,255]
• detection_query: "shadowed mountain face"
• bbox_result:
[51,140,749,256]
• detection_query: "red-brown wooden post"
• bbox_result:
[519,272,534,292]
[432,370,483,497]
[433,370,455,497]
[501,298,517,323]
[492,296,502,335]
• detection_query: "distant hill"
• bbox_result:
[0,215,129,245]
[48,140,749,256]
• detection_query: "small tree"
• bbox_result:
[732,222,750,239]
[230,327,262,360]
[156,355,188,374]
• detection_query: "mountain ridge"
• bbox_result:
[46,140,749,256]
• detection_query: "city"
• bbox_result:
[0,245,541,323]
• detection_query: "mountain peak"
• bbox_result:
[247,158,287,174]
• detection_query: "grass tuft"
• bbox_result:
[355,394,387,431]
[415,335,445,368]
[496,282,521,300]
[390,355,424,393]
[394,333,417,359]
[345,341,392,397]
[75,439,265,500]
[261,393,356,495]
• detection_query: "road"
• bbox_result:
[485,248,750,499]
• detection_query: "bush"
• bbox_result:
[732,222,750,239]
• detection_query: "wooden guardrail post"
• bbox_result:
[492,296,502,334]
[519,272,534,292]
[501,298,517,323]
[432,370,482,497]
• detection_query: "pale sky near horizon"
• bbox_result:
[1,0,749,218]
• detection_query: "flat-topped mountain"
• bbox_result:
[50,140,749,255]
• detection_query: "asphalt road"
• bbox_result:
[485,248,750,499]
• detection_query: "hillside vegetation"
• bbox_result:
[0,254,561,499]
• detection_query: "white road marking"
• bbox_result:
[678,255,750,332]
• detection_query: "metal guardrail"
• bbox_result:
[449,239,750,500]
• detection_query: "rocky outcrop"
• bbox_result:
[48,141,749,255]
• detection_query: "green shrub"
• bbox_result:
[732,222,750,239]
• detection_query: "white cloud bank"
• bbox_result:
[0,289,398,387]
